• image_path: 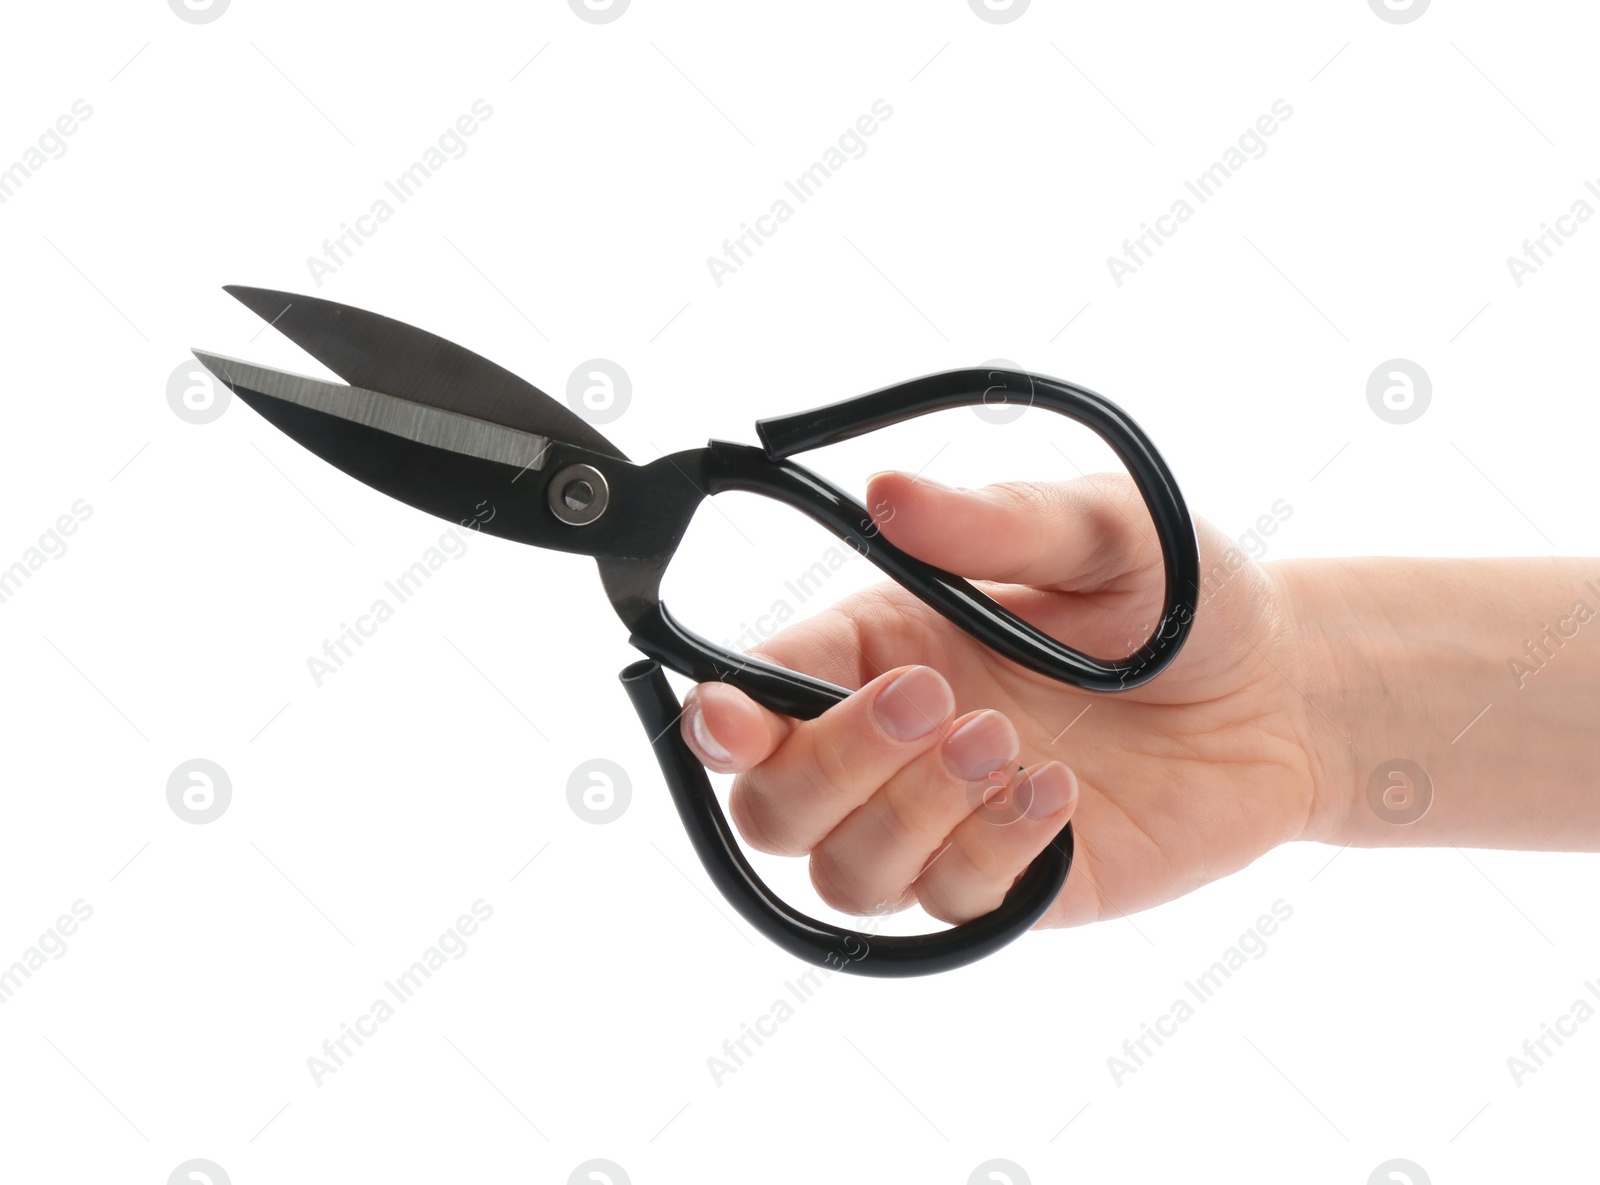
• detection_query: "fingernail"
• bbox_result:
[872,667,954,742]
[944,710,1018,781]
[1024,762,1077,820]
[685,700,735,769]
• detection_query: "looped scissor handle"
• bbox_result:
[751,367,1201,695]
[621,659,1072,977]
[620,368,1199,975]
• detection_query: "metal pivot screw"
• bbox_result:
[548,463,610,526]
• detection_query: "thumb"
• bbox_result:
[864,470,1159,592]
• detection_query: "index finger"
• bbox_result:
[681,587,936,774]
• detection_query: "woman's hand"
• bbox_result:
[678,470,1326,928]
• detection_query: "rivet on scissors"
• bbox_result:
[547,463,610,526]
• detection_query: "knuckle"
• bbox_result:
[1089,470,1140,501]
[1071,473,1152,581]
[1088,471,1145,522]
[993,479,1057,525]
[808,731,859,801]
[918,892,968,926]
[877,779,935,849]
[728,779,805,857]
[957,821,1014,881]
[808,843,879,917]
[915,876,971,925]
[915,840,1002,925]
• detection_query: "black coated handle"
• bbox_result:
[618,368,1198,976]
[626,368,1200,714]
[620,659,1072,978]
[753,367,1201,693]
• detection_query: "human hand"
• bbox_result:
[678,471,1323,928]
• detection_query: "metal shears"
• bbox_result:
[195,287,1200,978]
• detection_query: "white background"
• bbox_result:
[2,1,1596,1182]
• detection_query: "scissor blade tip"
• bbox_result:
[224,284,295,314]
[189,348,239,387]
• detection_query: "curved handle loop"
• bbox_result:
[622,369,1200,710]
[747,367,1202,695]
[616,368,1194,975]
[620,659,1072,977]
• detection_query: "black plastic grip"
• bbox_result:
[749,367,1201,694]
[620,658,1072,978]
[619,370,1199,712]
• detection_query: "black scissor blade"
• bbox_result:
[193,351,554,470]
[192,349,613,555]
[223,285,629,462]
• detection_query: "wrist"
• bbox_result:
[1268,559,1397,847]
[1269,555,1600,852]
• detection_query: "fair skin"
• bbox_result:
[679,471,1600,929]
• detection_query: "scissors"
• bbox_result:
[195,287,1200,978]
